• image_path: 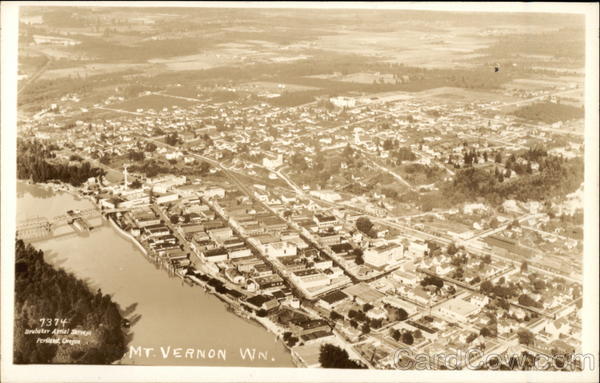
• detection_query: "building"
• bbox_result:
[245,294,280,312]
[330,96,356,108]
[342,283,385,305]
[392,270,420,287]
[203,247,229,263]
[262,153,283,169]
[264,241,297,257]
[317,290,350,311]
[155,193,179,205]
[435,297,480,323]
[364,243,404,269]
[207,227,234,242]
[313,214,338,229]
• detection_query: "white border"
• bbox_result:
[1,2,599,383]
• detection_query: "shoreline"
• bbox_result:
[17,179,298,367]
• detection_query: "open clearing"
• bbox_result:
[238,81,320,93]
[110,93,199,112]
[39,62,155,80]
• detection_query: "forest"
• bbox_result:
[441,153,583,206]
[17,139,105,186]
[511,102,584,124]
[13,239,127,364]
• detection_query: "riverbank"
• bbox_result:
[106,206,298,365]
[20,179,296,365]
[17,180,295,367]
[13,239,127,364]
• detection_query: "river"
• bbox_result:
[16,182,294,367]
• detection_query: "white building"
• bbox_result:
[364,243,404,269]
[262,153,283,169]
[330,96,356,108]
[264,241,297,257]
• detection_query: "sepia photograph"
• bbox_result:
[1,2,598,382]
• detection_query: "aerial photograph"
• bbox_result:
[10,3,592,373]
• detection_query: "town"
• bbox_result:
[14,6,586,371]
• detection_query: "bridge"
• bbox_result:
[16,209,101,240]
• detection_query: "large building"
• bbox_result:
[434,297,480,323]
[363,243,404,269]
[329,96,356,108]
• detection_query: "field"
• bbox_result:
[39,63,155,80]
[110,94,200,112]
[148,52,242,71]
[312,28,492,69]
[237,81,320,93]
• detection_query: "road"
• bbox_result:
[95,106,144,116]
[18,52,50,96]
[501,88,580,108]
[467,213,542,241]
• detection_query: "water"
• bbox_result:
[16,182,294,367]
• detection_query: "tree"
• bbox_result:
[495,152,503,164]
[517,329,535,346]
[466,333,478,343]
[256,309,268,317]
[480,327,493,337]
[165,133,180,146]
[361,322,371,335]
[170,215,180,224]
[362,303,374,312]
[480,280,494,294]
[421,275,444,289]
[391,329,401,341]
[518,294,540,308]
[355,217,373,235]
[402,332,414,345]
[354,253,365,265]
[330,311,343,321]
[447,243,458,256]
[129,179,142,189]
[145,142,157,152]
[318,344,366,369]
